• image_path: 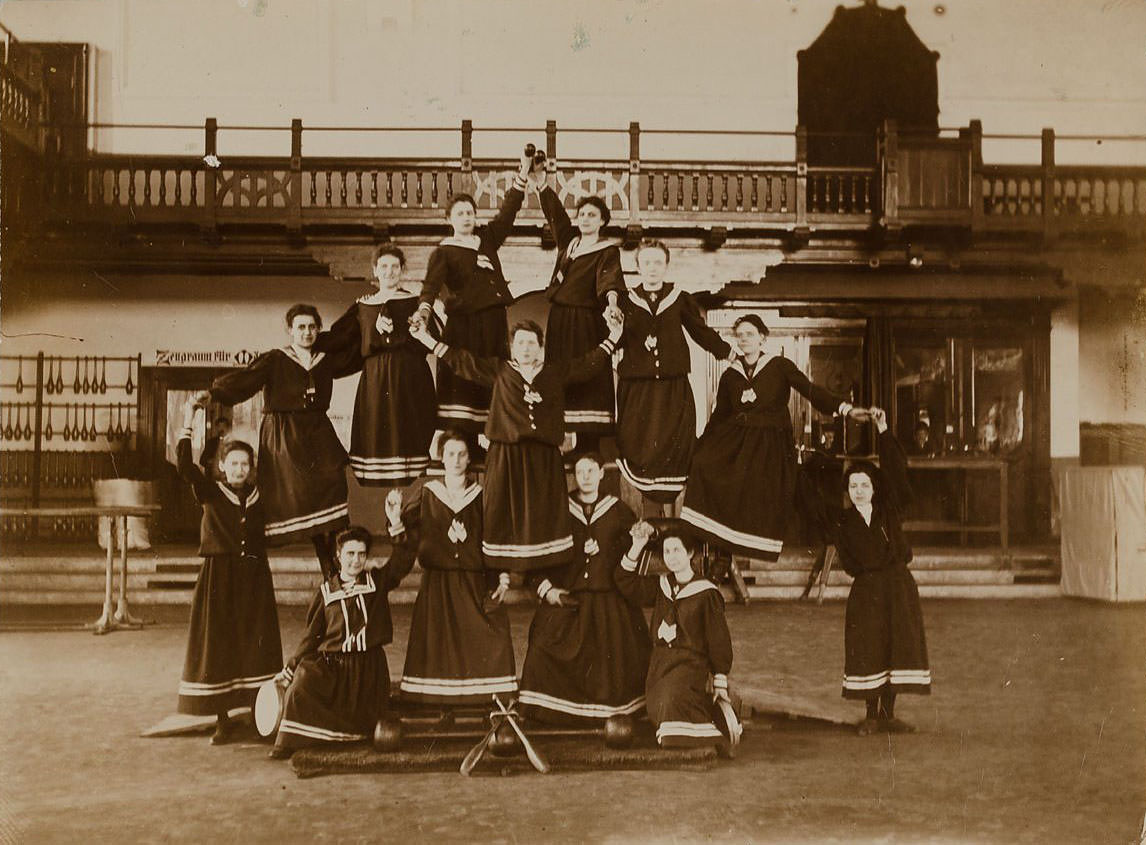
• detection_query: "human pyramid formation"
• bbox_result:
[173,145,931,765]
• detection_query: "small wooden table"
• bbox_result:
[902,457,1009,556]
[0,504,162,635]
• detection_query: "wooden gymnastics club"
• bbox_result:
[459,718,501,777]
[493,696,550,774]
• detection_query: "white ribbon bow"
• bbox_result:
[448,519,467,543]
[583,538,600,556]
[523,388,543,405]
[657,620,677,644]
[644,334,658,351]
[476,255,495,271]
[740,388,757,404]
[375,312,393,335]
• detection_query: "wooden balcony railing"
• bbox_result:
[13,118,1146,241]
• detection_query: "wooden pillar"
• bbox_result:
[794,125,809,239]
[626,121,643,244]
[288,118,302,235]
[965,119,984,233]
[203,117,218,234]
[1041,128,1057,243]
[879,119,901,233]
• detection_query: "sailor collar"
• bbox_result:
[659,575,719,601]
[565,236,618,261]
[509,358,545,385]
[215,482,260,508]
[425,478,482,513]
[568,493,619,525]
[282,346,326,371]
[358,288,415,305]
[321,570,377,604]
[439,235,482,251]
[627,284,681,316]
[730,355,768,382]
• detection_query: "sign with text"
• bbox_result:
[152,349,261,367]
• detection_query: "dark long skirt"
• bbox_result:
[260,410,349,543]
[274,649,390,750]
[400,569,517,704]
[681,420,795,560]
[349,347,436,486]
[518,591,651,725]
[437,306,508,433]
[177,554,282,716]
[616,377,694,504]
[482,440,573,572]
[545,303,614,434]
[645,647,722,748]
[842,568,931,700]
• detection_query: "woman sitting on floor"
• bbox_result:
[269,514,415,759]
[615,522,738,752]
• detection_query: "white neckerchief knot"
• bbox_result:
[448,518,468,543]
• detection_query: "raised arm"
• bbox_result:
[209,350,276,406]
[874,410,913,511]
[538,185,577,250]
[409,321,501,387]
[680,293,733,360]
[562,326,621,385]
[176,400,216,502]
[374,490,417,591]
[483,173,530,251]
[612,521,660,608]
[781,356,848,417]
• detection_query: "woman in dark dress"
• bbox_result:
[268,522,416,758]
[175,397,282,745]
[198,304,359,575]
[414,150,536,435]
[615,522,737,751]
[681,313,859,561]
[535,173,626,450]
[409,317,622,574]
[395,431,518,705]
[839,407,931,735]
[615,240,733,505]
[518,453,652,725]
[318,245,437,486]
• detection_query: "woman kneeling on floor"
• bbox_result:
[269,513,415,759]
[615,522,739,752]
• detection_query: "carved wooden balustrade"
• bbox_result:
[14,119,1146,241]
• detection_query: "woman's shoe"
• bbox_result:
[267,746,293,760]
[856,717,880,736]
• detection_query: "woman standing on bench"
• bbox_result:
[316,245,437,486]
[197,304,359,576]
[534,172,626,454]
[681,313,858,562]
[412,149,537,446]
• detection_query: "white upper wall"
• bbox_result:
[2,0,1144,163]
